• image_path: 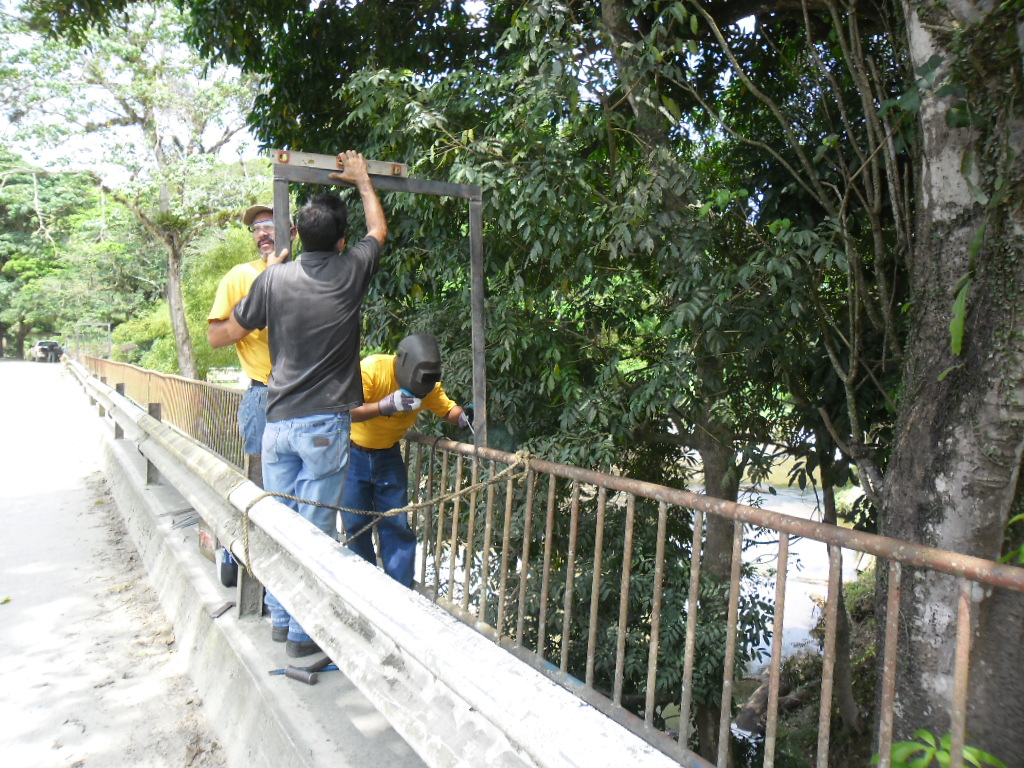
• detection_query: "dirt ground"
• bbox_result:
[0,361,226,768]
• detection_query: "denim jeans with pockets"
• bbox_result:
[261,412,350,643]
[341,443,416,587]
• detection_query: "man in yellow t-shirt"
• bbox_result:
[346,334,472,587]
[208,204,295,478]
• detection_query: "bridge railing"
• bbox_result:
[71,357,694,768]
[399,435,1024,768]
[78,356,1024,768]
[83,356,245,469]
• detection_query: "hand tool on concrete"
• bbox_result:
[268,655,337,685]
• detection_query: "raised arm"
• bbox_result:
[328,151,387,245]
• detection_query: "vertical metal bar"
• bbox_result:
[948,578,973,768]
[876,561,902,768]
[114,382,125,439]
[468,196,487,448]
[448,455,465,602]
[644,501,669,727]
[478,460,498,622]
[456,456,475,614]
[586,487,608,689]
[146,402,162,485]
[459,455,476,611]
[515,471,537,647]
[410,442,423,537]
[716,520,744,767]
[678,507,704,749]
[419,444,436,592]
[411,443,428,587]
[559,482,582,674]
[613,494,637,706]
[763,531,789,768]
[432,449,450,597]
[815,545,842,768]
[495,472,516,640]
[273,177,290,260]
[537,475,558,659]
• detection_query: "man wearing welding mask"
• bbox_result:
[346,333,472,587]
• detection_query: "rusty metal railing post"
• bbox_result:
[585,487,608,688]
[876,560,902,768]
[644,501,669,728]
[514,471,537,646]
[558,482,582,674]
[815,544,842,768]
[948,578,974,768]
[613,494,637,706]
[495,470,516,640]
[432,450,450,598]
[678,507,704,751]
[716,519,744,767]
[763,531,790,768]
[537,476,558,659]
[478,460,499,623]
[449,455,466,603]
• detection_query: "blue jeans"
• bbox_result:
[341,444,416,587]
[223,385,269,570]
[238,384,268,455]
[262,412,351,643]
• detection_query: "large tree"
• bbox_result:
[2,2,261,376]
[22,0,1024,760]
[878,0,1024,758]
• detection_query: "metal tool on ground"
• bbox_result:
[268,655,337,685]
[209,601,235,619]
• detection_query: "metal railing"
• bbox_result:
[399,436,1024,768]
[80,356,1024,768]
[84,357,245,470]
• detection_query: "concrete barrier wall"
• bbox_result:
[70,362,698,768]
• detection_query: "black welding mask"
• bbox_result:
[395,334,442,398]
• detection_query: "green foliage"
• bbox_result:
[111,223,258,378]
[2,2,265,375]
[185,225,262,378]
[0,148,147,352]
[998,512,1024,565]
[872,730,1008,768]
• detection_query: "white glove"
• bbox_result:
[379,390,421,417]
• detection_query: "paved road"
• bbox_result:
[0,360,225,768]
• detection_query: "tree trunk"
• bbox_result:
[13,323,29,360]
[879,2,1024,757]
[166,245,196,379]
[694,408,741,765]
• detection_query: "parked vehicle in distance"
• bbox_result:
[31,340,63,362]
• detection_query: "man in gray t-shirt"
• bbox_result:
[215,151,388,659]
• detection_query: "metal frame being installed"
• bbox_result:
[268,149,487,447]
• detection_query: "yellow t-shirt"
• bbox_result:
[351,354,457,449]
[207,259,271,384]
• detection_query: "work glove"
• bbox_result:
[379,389,421,417]
[458,405,474,430]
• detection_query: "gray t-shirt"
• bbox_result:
[233,236,381,422]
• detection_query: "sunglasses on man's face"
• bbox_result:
[249,221,275,233]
